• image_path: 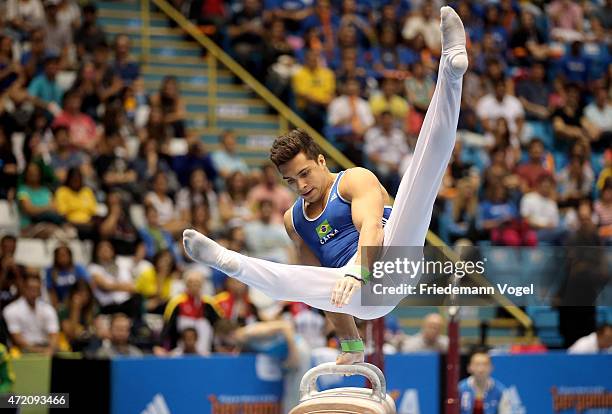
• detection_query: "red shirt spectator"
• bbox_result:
[514,138,553,192]
[53,89,97,151]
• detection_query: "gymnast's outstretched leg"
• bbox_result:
[183,229,372,315]
[382,6,467,248]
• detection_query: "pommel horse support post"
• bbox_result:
[289,362,397,414]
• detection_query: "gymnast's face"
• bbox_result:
[279,152,328,203]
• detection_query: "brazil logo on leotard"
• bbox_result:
[316,220,333,238]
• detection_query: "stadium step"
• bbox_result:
[182,96,268,108]
[97,1,142,12]
[103,24,184,37]
[143,73,235,85]
[131,46,202,58]
[142,65,231,78]
[184,103,270,116]
[98,16,170,29]
[111,30,186,43]
[144,56,210,69]
[187,118,280,131]
[124,33,197,47]
[98,8,166,21]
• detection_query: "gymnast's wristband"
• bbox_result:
[344,264,371,284]
[340,338,365,353]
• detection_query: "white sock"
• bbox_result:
[440,6,468,78]
[183,229,241,275]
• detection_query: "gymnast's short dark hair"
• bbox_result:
[269,129,322,167]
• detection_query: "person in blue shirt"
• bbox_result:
[372,26,417,74]
[210,130,250,183]
[264,0,313,35]
[301,0,340,41]
[559,41,590,84]
[112,34,140,86]
[171,141,217,188]
[459,351,511,414]
[477,182,537,247]
[45,244,90,307]
[27,54,63,111]
[482,5,508,52]
[138,205,182,264]
[184,6,468,365]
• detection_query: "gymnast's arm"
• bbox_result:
[328,168,385,307]
[341,167,385,272]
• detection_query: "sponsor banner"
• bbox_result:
[111,353,440,414]
[359,246,612,306]
[111,355,283,414]
[492,353,612,414]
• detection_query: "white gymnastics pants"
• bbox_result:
[231,54,463,320]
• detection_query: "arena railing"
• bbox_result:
[140,0,532,331]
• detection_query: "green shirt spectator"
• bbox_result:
[0,343,15,393]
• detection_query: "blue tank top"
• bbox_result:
[291,171,392,268]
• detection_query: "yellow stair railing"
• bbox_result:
[139,0,531,330]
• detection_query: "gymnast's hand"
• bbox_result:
[331,275,362,308]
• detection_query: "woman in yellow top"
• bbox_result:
[135,249,181,314]
[54,168,97,238]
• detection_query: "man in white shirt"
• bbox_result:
[568,324,612,353]
[584,87,612,150]
[87,241,136,313]
[401,313,449,353]
[364,111,411,194]
[520,174,566,244]
[328,78,375,135]
[476,81,525,142]
[244,199,294,263]
[328,78,374,163]
[3,272,59,354]
[402,3,441,54]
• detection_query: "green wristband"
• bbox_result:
[346,264,372,284]
[340,338,365,353]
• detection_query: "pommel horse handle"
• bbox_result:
[299,362,387,401]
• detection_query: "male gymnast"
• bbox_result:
[183,6,468,364]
